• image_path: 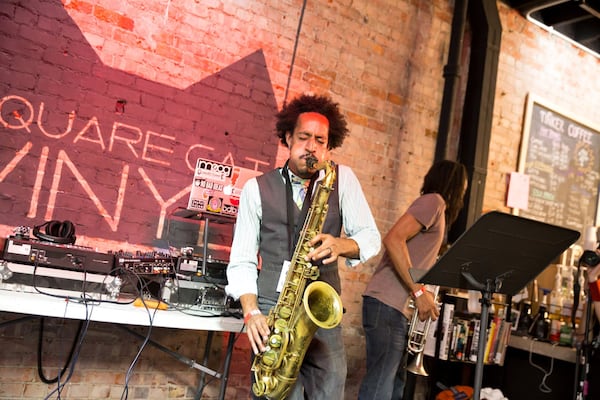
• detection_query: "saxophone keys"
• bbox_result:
[262,349,278,366]
[274,319,287,333]
[277,306,293,320]
[268,334,282,347]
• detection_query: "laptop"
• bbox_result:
[186,158,262,218]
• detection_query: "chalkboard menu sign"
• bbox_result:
[516,95,600,241]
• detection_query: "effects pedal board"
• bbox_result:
[176,255,228,284]
[163,279,241,315]
[115,252,176,275]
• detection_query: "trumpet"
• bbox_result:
[406,285,440,376]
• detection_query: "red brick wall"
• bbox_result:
[487,3,600,217]
[1,0,598,398]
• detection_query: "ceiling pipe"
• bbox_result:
[444,0,502,243]
[519,0,600,58]
[435,0,469,162]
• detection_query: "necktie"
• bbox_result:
[290,175,310,209]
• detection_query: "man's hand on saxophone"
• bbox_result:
[306,233,360,264]
[239,293,269,355]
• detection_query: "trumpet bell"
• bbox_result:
[407,351,428,376]
[405,285,440,377]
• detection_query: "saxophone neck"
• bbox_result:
[309,159,335,188]
[322,161,335,188]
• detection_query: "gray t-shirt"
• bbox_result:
[363,193,446,317]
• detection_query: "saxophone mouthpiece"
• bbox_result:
[305,155,318,169]
[306,155,330,171]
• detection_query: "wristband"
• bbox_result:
[244,309,261,324]
[589,280,600,302]
[412,285,426,298]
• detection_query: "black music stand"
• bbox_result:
[413,211,580,400]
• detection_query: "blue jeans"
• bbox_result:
[252,302,347,400]
[358,295,409,400]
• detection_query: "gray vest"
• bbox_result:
[256,167,342,305]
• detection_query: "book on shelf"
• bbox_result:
[464,318,476,360]
[449,317,470,361]
[438,303,455,361]
[423,315,439,357]
[428,296,511,366]
[468,318,481,362]
[493,320,512,365]
[484,316,501,363]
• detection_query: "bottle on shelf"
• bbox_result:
[574,267,586,325]
[529,288,551,341]
[530,279,540,317]
[548,265,563,320]
[559,318,574,346]
[515,300,533,336]
[560,265,575,328]
[548,265,565,343]
[548,315,562,344]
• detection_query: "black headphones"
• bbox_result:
[33,220,76,245]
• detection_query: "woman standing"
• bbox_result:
[358,160,468,400]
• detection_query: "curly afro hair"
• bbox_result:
[275,94,349,150]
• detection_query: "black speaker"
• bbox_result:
[33,220,76,245]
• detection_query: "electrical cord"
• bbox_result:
[28,259,138,399]
[122,268,246,396]
[25,257,242,398]
[29,258,93,399]
[528,339,556,394]
[42,299,92,400]
[37,317,83,384]
[120,272,161,400]
[32,264,161,400]
[282,0,307,107]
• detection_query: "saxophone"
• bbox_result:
[251,157,344,400]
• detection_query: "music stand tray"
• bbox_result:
[414,211,580,400]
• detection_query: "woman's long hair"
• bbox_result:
[421,160,468,226]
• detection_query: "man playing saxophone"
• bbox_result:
[359,160,468,400]
[226,93,381,399]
